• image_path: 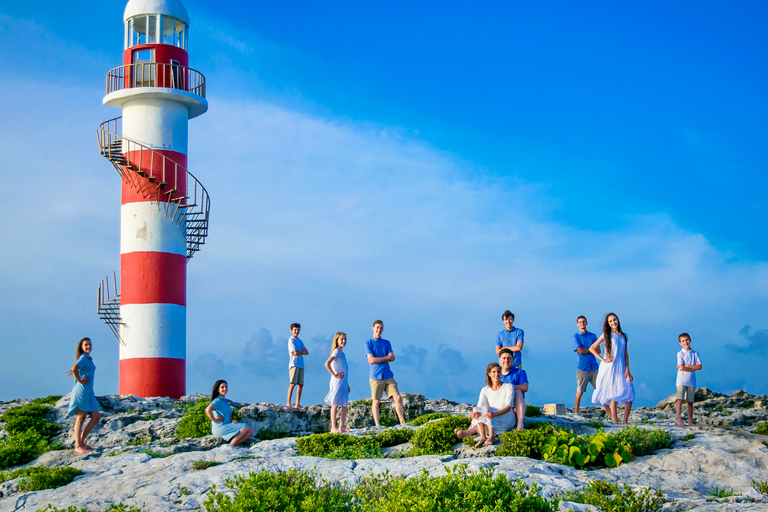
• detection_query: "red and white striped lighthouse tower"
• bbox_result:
[97,0,210,399]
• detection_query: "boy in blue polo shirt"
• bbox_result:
[572,315,599,414]
[365,319,406,426]
[676,332,702,426]
[498,348,528,430]
[496,310,524,369]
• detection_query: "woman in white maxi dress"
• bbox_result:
[590,312,634,424]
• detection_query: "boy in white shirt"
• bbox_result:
[675,332,702,426]
[287,323,309,411]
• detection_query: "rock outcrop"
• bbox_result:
[1,391,767,511]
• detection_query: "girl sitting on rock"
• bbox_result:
[205,380,254,446]
[67,337,101,454]
[454,362,515,447]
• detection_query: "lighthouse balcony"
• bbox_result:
[104,63,207,118]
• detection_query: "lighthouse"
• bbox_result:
[97,0,210,399]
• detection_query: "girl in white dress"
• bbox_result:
[324,332,351,433]
[454,362,514,447]
[590,313,635,424]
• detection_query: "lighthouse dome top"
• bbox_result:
[124,0,189,25]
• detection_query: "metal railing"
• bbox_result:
[106,63,206,98]
[98,272,123,344]
[97,116,210,258]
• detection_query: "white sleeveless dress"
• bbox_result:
[592,333,635,405]
[324,349,349,407]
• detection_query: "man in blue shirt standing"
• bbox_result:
[496,310,524,369]
[366,319,406,426]
[572,315,599,414]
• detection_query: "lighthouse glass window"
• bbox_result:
[128,15,159,47]
[162,16,187,49]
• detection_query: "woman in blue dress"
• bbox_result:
[205,380,253,446]
[67,337,101,454]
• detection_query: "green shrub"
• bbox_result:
[751,479,768,495]
[296,433,382,459]
[176,399,211,439]
[231,408,242,422]
[32,395,63,406]
[179,487,192,495]
[374,428,414,447]
[203,465,557,512]
[191,459,222,471]
[37,505,146,512]
[558,479,664,512]
[585,421,604,429]
[612,426,671,457]
[0,429,51,470]
[709,486,738,498]
[256,424,291,441]
[526,404,542,417]
[409,415,470,455]
[0,465,83,491]
[680,433,696,441]
[497,425,552,458]
[543,431,633,468]
[127,438,150,446]
[379,410,398,427]
[142,448,171,458]
[204,468,353,512]
[409,412,452,426]
[0,404,51,423]
[3,415,60,438]
[754,422,768,435]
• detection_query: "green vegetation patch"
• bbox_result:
[32,395,63,406]
[709,486,739,498]
[680,433,696,441]
[176,398,211,439]
[38,505,146,512]
[191,459,222,471]
[0,465,83,491]
[407,416,470,456]
[256,424,291,441]
[754,421,768,436]
[297,428,418,459]
[751,479,768,495]
[497,423,671,469]
[558,479,664,512]
[142,448,171,458]
[203,465,557,512]
[526,404,542,417]
[0,403,61,470]
[408,412,452,426]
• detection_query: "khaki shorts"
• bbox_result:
[289,366,304,385]
[577,369,599,393]
[676,385,695,403]
[370,378,399,400]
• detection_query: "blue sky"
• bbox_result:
[1,1,767,408]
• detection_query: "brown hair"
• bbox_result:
[66,337,91,377]
[211,380,228,402]
[372,319,383,327]
[602,313,627,358]
[485,362,501,387]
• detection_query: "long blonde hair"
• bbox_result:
[330,331,347,354]
[66,337,91,376]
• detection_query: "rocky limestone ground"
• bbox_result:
[1,389,767,511]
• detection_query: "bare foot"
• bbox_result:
[74,446,90,455]
[675,421,686,427]
[474,436,486,448]
[688,422,695,427]
[341,428,351,433]
[454,428,466,439]
[330,427,339,433]
[483,437,495,447]
[516,426,524,431]
[294,405,304,412]
[286,404,295,411]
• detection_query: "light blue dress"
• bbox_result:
[68,354,100,416]
[210,397,249,441]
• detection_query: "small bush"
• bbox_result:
[751,479,768,495]
[612,426,671,457]
[176,399,211,439]
[204,468,353,512]
[127,438,151,446]
[558,479,664,512]
[191,459,222,471]
[142,448,171,458]
[526,404,542,417]
[0,404,51,423]
[754,422,768,435]
[585,421,604,429]
[3,415,60,438]
[409,412,452,426]
[709,486,738,498]
[0,429,51,470]
[37,505,146,512]
[179,487,192,495]
[497,424,552,458]
[409,415,470,455]
[374,428,414,447]
[0,465,83,491]
[296,432,382,459]
[680,433,696,441]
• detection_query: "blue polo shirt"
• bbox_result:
[497,327,524,367]
[366,337,394,380]
[572,331,599,371]
[500,367,528,387]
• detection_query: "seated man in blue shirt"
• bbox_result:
[572,315,599,414]
[498,348,528,430]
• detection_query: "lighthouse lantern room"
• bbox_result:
[97,0,210,399]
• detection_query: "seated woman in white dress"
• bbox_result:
[454,362,515,447]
